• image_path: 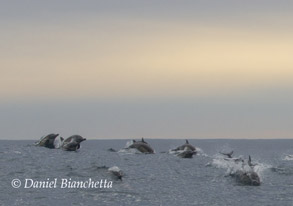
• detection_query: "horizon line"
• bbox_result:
[1,137,293,141]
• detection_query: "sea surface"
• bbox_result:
[1,139,293,206]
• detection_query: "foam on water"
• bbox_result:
[118,148,142,155]
[210,153,272,182]
[283,155,293,161]
[125,140,134,148]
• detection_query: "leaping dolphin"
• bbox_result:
[232,170,261,186]
[61,135,86,151]
[220,151,234,158]
[127,138,154,154]
[230,155,261,186]
[220,151,244,163]
[108,166,123,180]
[173,140,196,152]
[176,147,197,158]
[170,140,197,158]
[34,133,59,149]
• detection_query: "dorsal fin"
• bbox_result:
[248,155,252,167]
[142,137,145,142]
[133,140,136,143]
[186,139,189,144]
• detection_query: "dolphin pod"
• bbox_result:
[35,135,263,185]
[35,133,86,151]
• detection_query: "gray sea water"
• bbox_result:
[1,139,293,206]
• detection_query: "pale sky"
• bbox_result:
[1,1,293,139]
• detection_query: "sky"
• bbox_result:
[1,0,293,139]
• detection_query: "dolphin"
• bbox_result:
[173,140,196,151]
[128,139,154,154]
[108,148,117,152]
[230,156,261,186]
[176,147,197,158]
[61,135,86,151]
[62,141,81,151]
[108,166,123,180]
[35,133,59,149]
[220,151,234,158]
[232,170,261,186]
[220,151,244,163]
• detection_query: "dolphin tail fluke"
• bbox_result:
[220,151,233,158]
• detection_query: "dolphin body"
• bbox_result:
[220,151,234,158]
[108,166,124,180]
[108,148,117,152]
[35,133,59,149]
[230,156,261,186]
[61,135,86,151]
[128,138,155,154]
[220,151,244,163]
[173,140,196,152]
[171,140,197,158]
[232,170,261,186]
[176,148,197,158]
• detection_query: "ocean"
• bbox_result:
[1,139,293,206]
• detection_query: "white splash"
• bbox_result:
[283,155,293,161]
[210,153,271,181]
[118,148,142,154]
[108,166,121,172]
[54,136,64,149]
[125,140,134,148]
